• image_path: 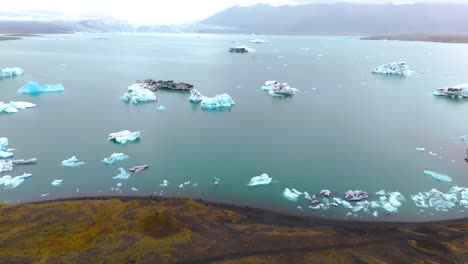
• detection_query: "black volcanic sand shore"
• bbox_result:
[0,197,466,263]
[362,34,468,44]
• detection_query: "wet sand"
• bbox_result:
[0,196,466,263]
[362,34,468,44]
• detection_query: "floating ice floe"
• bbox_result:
[0,173,32,189]
[261,81,299,96]
[113,168,130,180]
[345,190,369,201]
[247,173,272,186]
[200,94,235,110]
[129,165,149,173]
[0,160,13,173]
[13,158,37,165]
[372,62,414,76]
[61,156,85,167]
[156,105,166,111]
[0,138,13,159]
[319,190,331,197]
[0,101,36,114]
[131,187,138,192]
[102,153,129,165]
[41,193,50,197]
[213,177,220,185]
[283,188,302,202]
[51,179,63,186]
[423,170,452,182]
[188,89,203,103]
[416,147,425,152]
[433,84,468,98]
[411,186,468,211]
[121,83,157,104]
[18,81,64,94]
[0,67,24,78]
[160,180,169,187]
[249,39,269,44]
[108,130,140,144]
[429,151,438,156]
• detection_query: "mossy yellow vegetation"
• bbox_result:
[0,197,466,263]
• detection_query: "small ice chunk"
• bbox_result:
[129,165,149,173]
[372,211,379,217]
[61,156,85,167]
[156,105,166,111]
[179,184,184,188]
[0,138,8,151]
[429,151,438,156]
[371,62,414,76]
[423,170,452,182]
[0,160,14,173]
[160,180,169,187]
[188,89,203,103]
[345,190,369,201]
[375,190,386,196]
[12,158,37,165]
[213,177,220,185]
[249,39,269,44]
[40,193,50,197]
[117,183,122,187]
[283,188,301,202]
[0,151,14,159]
[352,205,364,212]
[108,130,140,144]
[247,173,272,186]
[200,94,235,110]
[370,201,381,208]
[121,83,156,104]
[51,179,63,186]
[0,173,32,189]
[382,202,398,212]
[416,148,425,152]
[319,189,331,197]
[262,81,299,96]
[0,67,24,78]
[18,81,64,94]
[0,101,36,114]
[113,168,130,180]
[102,153,129,165]
[131,187,138,192]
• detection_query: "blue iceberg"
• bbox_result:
[188,89,203,103]
[102,153,129,165]
[424,170,452,182]
[247,173,272,186]
[0,173,32,189]
[0,101,36,114]
[113,168,130,180]
[0,137,13,159]
[108,130,140,144]
[200,94,235,110]
[1,67,24,78]
[61,156,85,167]
[121,84,157,104]
[411,188,467,211]
[18,81,64,94]
[372,62,414,76]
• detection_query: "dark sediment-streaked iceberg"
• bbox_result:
[0,67,24,78]
[18,81,64,94]
[372,62,414,76]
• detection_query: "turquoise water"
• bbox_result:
[1,34,468,221]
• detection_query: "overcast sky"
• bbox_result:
[2,0,467,24]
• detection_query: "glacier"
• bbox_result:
[18,81,64,94]
[423,170,452,182]
[102,153,129,165]
[0,173,32,189]
[372,62,414,76]
[247,173,272,186]
[0,101,36,114]
[113,168,130,180]
[0,67,24,78]
[108,130,140,144]
[61,156,85,167]
[121,83,157,104]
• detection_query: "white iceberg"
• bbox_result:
[121,83,157,104]
[416,148,425,152]
[160,180,169,187]
[108,130,140,144]
[423,170,452,182]
[0,173,31,189]
[61,156,85,167]
[0,67,24,78]
[283,188,302,202]
[372,62,414,76]
[0,101,36,114]
[200,94,235,110]
[0,160,13,173]
[102,153,129,165]
[247,173,272,186]
[156,105,167,111]
[188,89,203,103]
[411,188,465,211]
[113,168,130,180]
[51,179,63,186]
[18,81,64,94]
[249,39,269,44]
[261,81,299,96]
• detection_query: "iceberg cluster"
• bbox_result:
[121,83,157,104]
[247,173,272,186]
[0,173,32,189]
[0,101,36,114]
[61,156,85,167]
[201,94,235,110]
[261,81,299,96]
[18,81,64,94]
[0,138,13,159]
[423,170,452,182]
[113,168,130,180]
[372,62,414,76]
[411,186,468,212]
[108,130,140,144]
[0,67,24,78]
[102,153,129,165]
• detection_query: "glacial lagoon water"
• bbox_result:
[1,34,468,221]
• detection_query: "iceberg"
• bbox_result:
[416,148,425,152]
[18,81,64,94]
[51,179,63,186]
[108,130,140,144]
[372,62,414,76]
[423,171,452,182]
[229,45,255,53]
[261,81,299,96]
[102,153,129,165]
[129,165,149,173]
[156,105,167,111]
[188,89,203,103]
[319,190,331,197]
[0,160,13,173]
[0,151,13,159]
[200,94,235,110]
[0,173,31,189]
[0,101,36,114]
[12,158,37,165]
[0,67,24,78]
[249,39,269,44]
[121,83,157,104]
[433,84,468,98]
[411,188,467,211]
[0,138,7,151]
[344,190,369,201]
[160,180,169,187]
[113,168,130,180]
[61,156,85,167]
[283,188,302,202]
[247,173,272,186]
